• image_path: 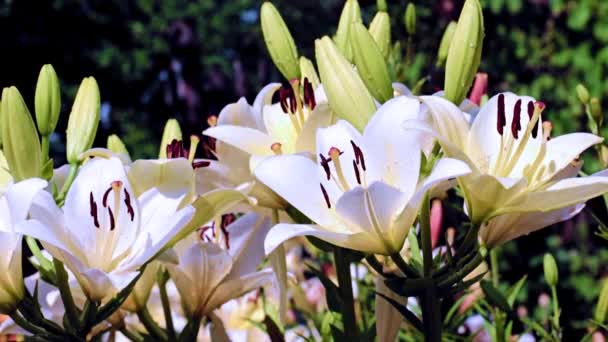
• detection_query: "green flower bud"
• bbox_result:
[369,11,392,59]
[261,2,300,81]
[590,97,603,127]
[377,0,387,12]
[351,22,393,103]
[334,0,362,62]
[437,21,457,67]
[159,118,182,158]
[543,253,558,287]
[107,134,130,158]
[595,278,608,323]
[576,84,590,104]
[444,0,484,105]
[66,77,100,164]
[315,36,375,132]
[34,64,61,136]
[299,57,320,90]
[404,3,416,35]
[0,87,42,181]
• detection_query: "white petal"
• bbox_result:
[263,103,298,154]
[264,223,381,255]
[539,132,603,181]
[204,269,274,315]
[128,158,195,201]
[4,178,47,226]
[217,97,259,129]
[419,95,470,150]
[254,155,339,228]
[316,120,364,189]
[296,103,334,154]
[375,277,406,342]
[363,97,423,193]
[410,158,471,207]
[480,204,584,248]
[461,174,527,224]
[252,83,282,130]
[225,213,271,278]
[204,125,275,156]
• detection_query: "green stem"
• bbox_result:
[551,285,560,332]
[137,306,167,341]
[41,135,50,164]
[158,272,176,340]
[53,258,81,332]
[421,284,442,342]
[9,310,48,336]
[56,163,79,205]
[420,193,432,277]
[26,237,55,282]
[389,252,420,278]
[490,249,500,287]
[120,327,144,342]
[333,247,358,338]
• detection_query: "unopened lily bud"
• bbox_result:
[576,84,590,104]
[351,22,393,103]
[66,77,100,164]
[334,0,362,62]
[369,11,391,59]
[0,87,42,181]
[377,0,387,12]
[437,21,457,66]
[590,97,603,126]
[107,134,130,157]
[543,253,558,287]
[444,0,484,105]
[299,57,320,90]
[404,3,416,35]
[261,2,300,81]
[159,118,182,158]
[315,36,376,131]
[595,278,608,323]
[35,64,61,136]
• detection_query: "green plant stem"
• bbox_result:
[120,327,144,342]
[490,249,499,287]
[420,193,432,277]
[41,135,50,164]
[9,310,48,336]
[56,163,79,205]
[158,273,176,340]
[137,306,167,341]
[551,285,560,331]
[333,247,358,338]
[26,236,55,281]
[389,252,420,278]
[421,284,442,342]
[53,258,81,332]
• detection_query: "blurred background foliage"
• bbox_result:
[1,0,608,339]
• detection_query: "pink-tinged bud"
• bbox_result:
[469,72,488,105]
[430,199,443,249]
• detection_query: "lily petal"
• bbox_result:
[539,132,603,182]
[204,125,276,157]
[204,269,274,315]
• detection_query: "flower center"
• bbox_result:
[278,77,317,134]
[318,140,368,208]
[198,214,234,249]
[166,137,210,169]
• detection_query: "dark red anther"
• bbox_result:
[279,87,297,114]
[511,99,522,139]
[319,153,331,180]
[108,207,116,231]
[350,140,366,171]
[527,101,534,119]
[303,78,316,110]
[353,160,361,185]
[102,186,112,208]
[497,94,506,135]
[192,160,211,169]
[220,224,230,249]
[123,189,135,222]
[279,88,289,113]
[320,183,331,209]
[89,192,100,228]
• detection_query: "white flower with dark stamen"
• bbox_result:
[406,92,608,246]
[255,96,471,255]
[17,157,195,302]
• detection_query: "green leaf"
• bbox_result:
[480,280,512,314]
[384,277,432,297]
[505,275,527,307]
[567,2,592,31]
[376,292,423,332]
[307,264,342,312]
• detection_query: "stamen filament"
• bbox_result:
[500,102,545,177]
[329,147,350,191]
[188,135,200,163]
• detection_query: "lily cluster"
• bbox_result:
[0,0,607,341]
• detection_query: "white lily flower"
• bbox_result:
[256,96,471,255]
[17,157,195,302]
[0,151,13,194]
[408,92,608,246]
[0,178,47,313]
[165,212,273,319]
[204,81,331,161]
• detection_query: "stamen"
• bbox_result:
[111,181,123,227]
[353,160,361,185]
[207,115,218,127]
[320,183,331,209]
[123,189,135,222]
[511,99,522,139]
[542,121,552,142]
[350,140,366,171]
[220,224,230,250]
[319,153,331,180]
[108,207,116,231]
[279,88,290,113]
[102,187,112,207]
[192,160,211,169]
[188,135,200,163]
[271,142,283,155]
[89,192,100,228]
[531,101,545,139]
[497,94,506,135]
[303,77,316,110]
[329,147,350,191]
[527,101,534,119]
